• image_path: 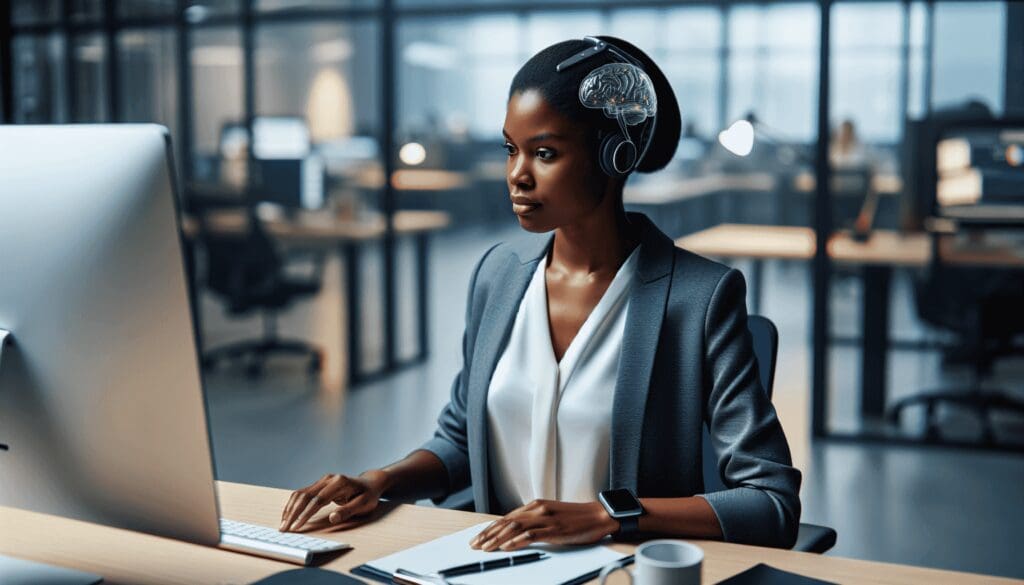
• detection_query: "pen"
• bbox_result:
[438,551,549,577]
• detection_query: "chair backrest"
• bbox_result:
[701,314,779,493]
[199,210,283,311]
[913,233,1024,338]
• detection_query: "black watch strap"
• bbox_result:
[616,515,639,538]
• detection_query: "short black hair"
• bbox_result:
[508,36,681,174]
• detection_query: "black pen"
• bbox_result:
[438,552,549,577]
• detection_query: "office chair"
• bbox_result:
[831,166,874,232]
[700,315,838,554]
[886,233,1024,444]
[196,208,325,378]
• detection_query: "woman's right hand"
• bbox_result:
[279,469,389,532]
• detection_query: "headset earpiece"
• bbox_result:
[599,133,637,178]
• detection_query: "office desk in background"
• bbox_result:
[182,209,451,385]
[0,481,1014,585]
[676,223,1024,431]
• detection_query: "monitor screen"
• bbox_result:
[253,117,311,160]
[935,126,1024,209]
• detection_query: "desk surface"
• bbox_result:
[182,209,451,245]
[0,481,1014,585]
[676,223,1024,268]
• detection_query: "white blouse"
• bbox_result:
[486,247,640,512]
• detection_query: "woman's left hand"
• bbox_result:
[469,499,620,552]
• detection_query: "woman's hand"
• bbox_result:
[469,500,619,552]
[279,470,389,532]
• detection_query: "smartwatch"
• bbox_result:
[598,488,644,538]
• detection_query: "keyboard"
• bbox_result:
[219,518,351,566]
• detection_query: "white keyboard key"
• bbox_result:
[218,518,351,565]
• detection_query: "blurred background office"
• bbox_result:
[2,0,1023,579]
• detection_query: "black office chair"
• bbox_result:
[197,208,324,378]
[701,315,837,554]
[886,233,1024,444]
[831,166,874,232]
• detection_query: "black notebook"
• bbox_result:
[716,563,838,585]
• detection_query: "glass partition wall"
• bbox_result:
[823,1,1020,450]
[2,1,1020,449]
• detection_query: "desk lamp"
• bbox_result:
[718,116,877,241]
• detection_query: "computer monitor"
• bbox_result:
[0,126,348,576]
[217,117,325,210]
[0,125,221,546]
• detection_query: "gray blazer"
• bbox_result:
[421,213,801,548]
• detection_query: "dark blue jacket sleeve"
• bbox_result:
[418,244,498,499]
[699,269,802,548]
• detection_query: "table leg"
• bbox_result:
[861,265,891,417]
[344,243,362,386]
[416,233,430,362]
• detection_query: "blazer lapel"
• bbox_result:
[610,214,675,491]
[467,233,552,513]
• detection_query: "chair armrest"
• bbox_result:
[435,486,475,512]
[794,522,837,554]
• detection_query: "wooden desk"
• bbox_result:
[624,172,777,206]
[182,209,451,244]
[183,209,451,385]
[676,223,1024,423]
[0,481,1013,585]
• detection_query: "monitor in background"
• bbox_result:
[934,125,1024,219]
[0,125,348,575]
[254,155,325,211]
[252,116,310,160]
[902,114,1024,231]
[217,117,326,210]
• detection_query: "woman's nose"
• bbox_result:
[508,156,534,191]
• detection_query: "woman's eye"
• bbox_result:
[502,142,516,156]
[536,148,556,161]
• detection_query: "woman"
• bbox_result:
[280,36,801,550]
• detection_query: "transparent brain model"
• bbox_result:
[578,62,658,126]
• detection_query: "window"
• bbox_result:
[11,0,60,26]
[728,3,820,143]
[255,20,380,140]
[191,26,244,184]
[931,1,1005,114]
[831,2,905,143]
[72,34,109,122]
[12,34,68,123]
[398,15,520,143]
[118,29,179,159]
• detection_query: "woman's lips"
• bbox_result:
[512,201,540,216]
[511,196,540,216]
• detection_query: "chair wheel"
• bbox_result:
[245,361,264,378]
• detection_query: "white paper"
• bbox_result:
[365,522,628,585]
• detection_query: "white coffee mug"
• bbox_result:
[599,540,703,585]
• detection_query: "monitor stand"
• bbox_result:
[0,554,103,584]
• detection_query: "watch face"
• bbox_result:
[601,489,642,514]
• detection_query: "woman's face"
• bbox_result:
[503,89,605,233]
